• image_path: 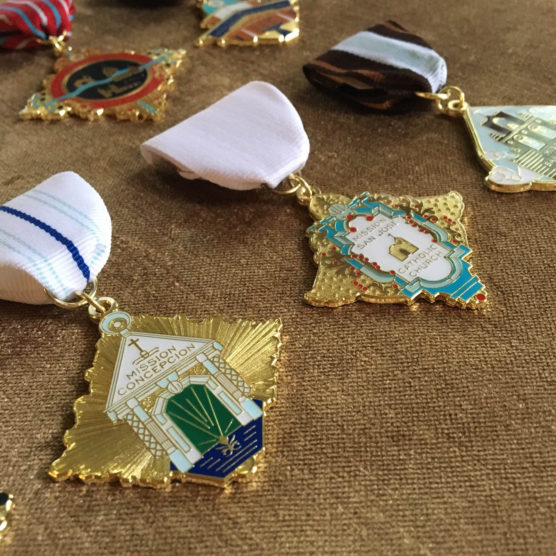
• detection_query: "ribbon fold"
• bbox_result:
[141,81,310,191]
[0,0,74,50]
[0,172,111,305]
[303,21,447,111]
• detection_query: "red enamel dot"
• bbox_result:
[366,216,374,221]
[333,261,338,265]
[347,214,354,220]
[349,227,357,232]
[375,265,381,270]
[476,293,486,301]
[356,272,361,276]
[432,238,438,243]
[331,246,336,250]
[363,287,368,291]
[392,284,398,289]
[353,281,358,285]
[321,253,326,256]
[389,270,396,275]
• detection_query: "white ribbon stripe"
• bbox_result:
[333,31,448,94]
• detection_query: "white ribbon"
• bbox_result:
[141,81,310,190]
[0,172,111,305]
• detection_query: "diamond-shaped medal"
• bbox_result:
[50,312,281,488]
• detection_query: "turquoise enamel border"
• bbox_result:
[309,193,483,303]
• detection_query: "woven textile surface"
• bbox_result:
[0,0,554,554]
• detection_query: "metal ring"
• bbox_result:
[416,85,468,116]
[271,174,305,196]
[273,174,314,195]
[44,278,98,310]
[87,297,119,322]
[268,174,317,207]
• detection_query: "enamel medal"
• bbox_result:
[21,47,186,121]
[303,189,484,308]
[53,310,281,488]
[0,0,185,121]
[303,21,555,193]
[141,81,487,309]
[455,100,554,193]
[0,173,281,488]
[416,89,556,193]
[196,0,300,47]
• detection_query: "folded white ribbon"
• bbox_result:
[141,81,310,190]
[0,172,111,305]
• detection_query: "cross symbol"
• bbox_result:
[128,338,150,359]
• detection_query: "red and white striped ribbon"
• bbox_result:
[0,0,74,50]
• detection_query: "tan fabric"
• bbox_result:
[0,0,555,554]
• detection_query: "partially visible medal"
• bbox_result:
[303,21,555,194]
[0,0,185,121]
[141,81,487,310]
[0,173,281,488]
[429,96,556,193]
[196,0,300,47]
[0,492,14,539]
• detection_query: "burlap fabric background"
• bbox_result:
[0,0,555,554]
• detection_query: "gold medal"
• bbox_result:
[276,178,486,309]
[21,42,186,121]
[196,0,300,47]
[48,284,282,488]
[418,88,556,193]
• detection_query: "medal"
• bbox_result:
[0,0,185,121]
[141,81,487,309]
[0,173,281,488]
[303,21,555,194]
[0,492,14,539]
[196,0,300,47]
